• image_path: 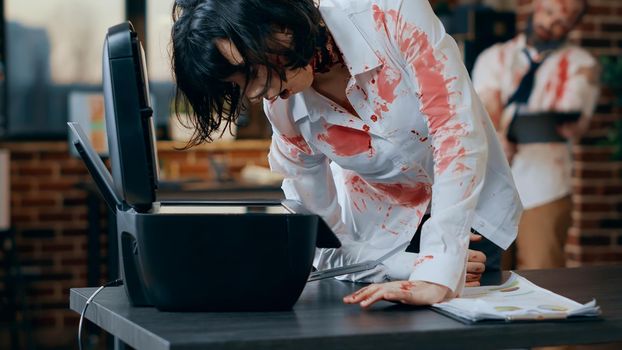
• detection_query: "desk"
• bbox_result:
[69,265,622,350]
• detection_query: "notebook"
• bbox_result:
[432,272,600,323]
[507,110,581,144]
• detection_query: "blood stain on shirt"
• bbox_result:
[372,182,432,208]
[414,255,434,267]
[376,63,402,104]
[374,4,468,177]
[551,52,570,109]
[317,125,373,157]
[434,134,467,174]
[281,134,312,156]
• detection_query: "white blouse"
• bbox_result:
[265,0,522,293]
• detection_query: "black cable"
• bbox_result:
[78,279,123,350]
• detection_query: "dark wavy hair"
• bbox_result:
[171,0,325,147]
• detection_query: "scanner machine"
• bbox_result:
[68,22,341,311]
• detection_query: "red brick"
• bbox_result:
[589,6,616,16]
[579,235,613,246]
[61,228,88,237]
[602,22,622,33]
[21,196,58,207]
[581,252,622,262]
[580,38,614,48]
[573,168,617,178]
[17,165,54,176]
[574,202,616,212]
[62,195,87,207]
[8,151,37,161]
[60,257,87,266]
[59,164,88,176]
[578,22,596,32]
[38,211,74,222]
[11,213,34,222]
[39,180,80,191]
[39,151,71,161]
[11,179,35,192]
[41,243,75,253]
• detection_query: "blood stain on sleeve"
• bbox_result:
[434,135,466,175]
[373,4,469,177]
[414,255,434,267]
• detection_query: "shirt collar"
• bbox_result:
[318,0,383,76]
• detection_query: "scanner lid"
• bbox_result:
[103,22,159,212]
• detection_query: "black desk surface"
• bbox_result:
[70,265,622,350]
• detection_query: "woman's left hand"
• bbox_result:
[343,280,452,308]
[466,233,487,287]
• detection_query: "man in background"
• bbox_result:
[472,0,599,269]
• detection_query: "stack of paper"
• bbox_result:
[433,272,601,323]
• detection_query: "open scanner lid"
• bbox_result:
[103,22,159,212]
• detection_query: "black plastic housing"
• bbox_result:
[67,22,340,312]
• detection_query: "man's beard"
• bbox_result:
[525,17,566,53]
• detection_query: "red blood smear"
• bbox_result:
[372,5,456,133]
[400,281,416,291]
[376,64,402,104]
[281,135,312,155]
[414,255,434,266]
[551,53,569,109]
[373,5,466,176]
[437,147,466,175]
[317,125,372,157]
[372,182,432,208]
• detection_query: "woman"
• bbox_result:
[171,0,522,307]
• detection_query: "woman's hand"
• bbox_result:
[466,233,487,287]
[343,233,487,308]
[343,280,452,308]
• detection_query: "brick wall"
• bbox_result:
[516,0,622,266]
[0,140,270,348]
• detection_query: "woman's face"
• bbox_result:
[215,36,314,104]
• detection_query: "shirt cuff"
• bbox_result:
[408,251,467,293]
